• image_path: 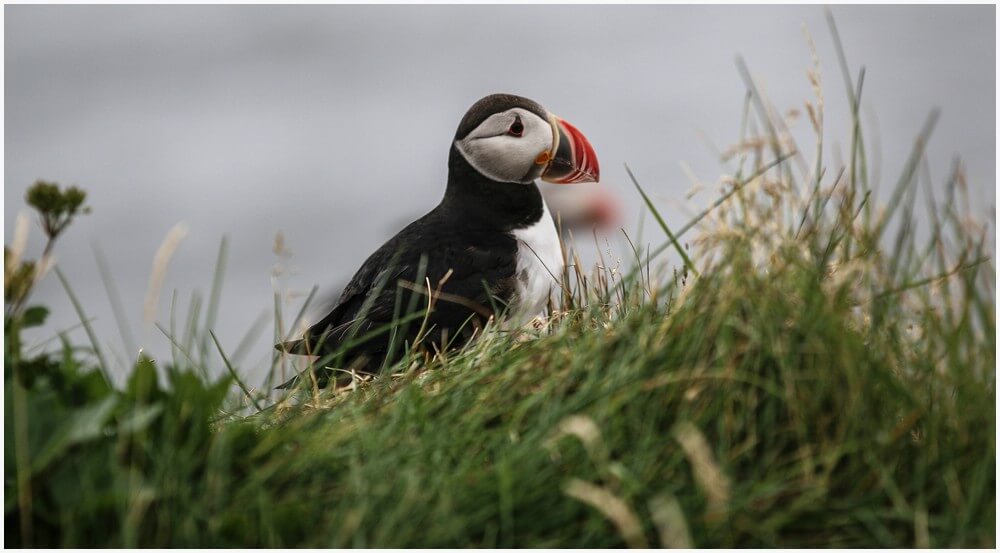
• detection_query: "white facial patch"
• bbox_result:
[454,108,553,184]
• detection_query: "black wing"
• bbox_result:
[275,210,518,373]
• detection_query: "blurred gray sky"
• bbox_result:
[5,5,995,384]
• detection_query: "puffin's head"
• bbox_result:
[453,93,600,185]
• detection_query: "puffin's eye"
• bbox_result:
[508,116,524,137]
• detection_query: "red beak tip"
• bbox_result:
[543,115,600,185]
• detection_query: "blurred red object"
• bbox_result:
[540,182,621,231]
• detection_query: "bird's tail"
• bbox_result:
[274,365,359,390]
[274,370,312,390]
[274,338,307,355]
[274,374,300,390]
[273,339,319,389]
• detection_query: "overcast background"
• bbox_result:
[5,5,995,384]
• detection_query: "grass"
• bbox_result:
[4,22,996,547]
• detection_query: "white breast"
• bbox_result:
[510,199,564,323]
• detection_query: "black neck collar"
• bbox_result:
[439,144,544,232]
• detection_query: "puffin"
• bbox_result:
[276,93,599,388]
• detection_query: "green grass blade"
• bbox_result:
[625,164,699,277]
[55,266,112,384]
[209,329,263,412]
[92,244,138,357]
[199,236,229,368]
